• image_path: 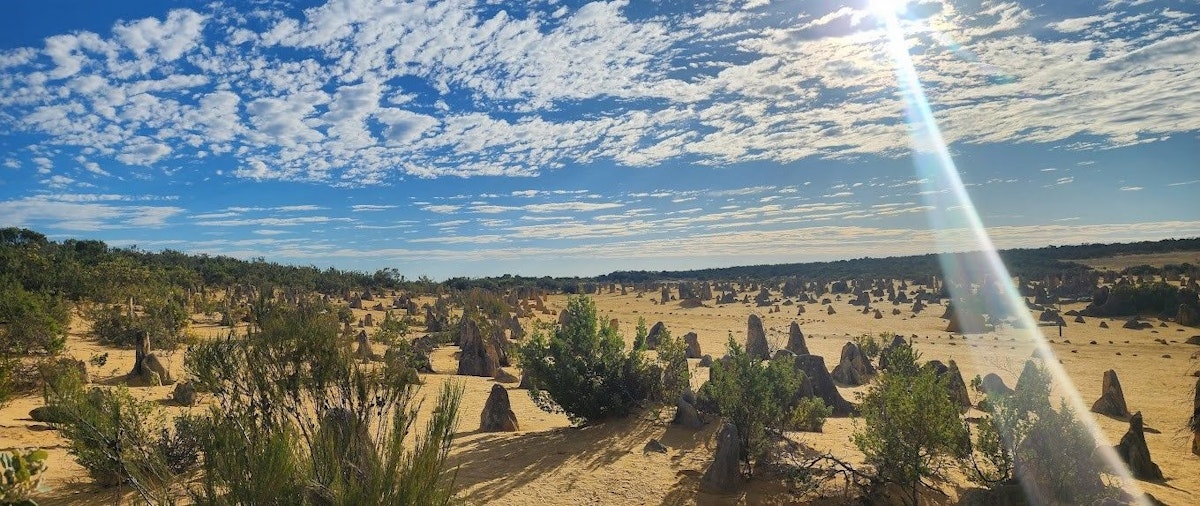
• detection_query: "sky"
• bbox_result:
[0,0,1197,279]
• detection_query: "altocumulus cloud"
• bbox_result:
[0,0,1197,186]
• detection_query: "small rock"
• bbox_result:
[643,438,668,454]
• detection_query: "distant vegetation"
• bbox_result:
[598,237,1200,283]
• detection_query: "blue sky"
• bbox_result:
[0,0,1197,279]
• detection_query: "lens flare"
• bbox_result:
[872,5,1149,504]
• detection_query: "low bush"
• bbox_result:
[697,336,806,475]
[187,299,463,505]
[790,396,832,433]
[966,362,1116,503]
[852,344,969,506]
[518,296,656,424]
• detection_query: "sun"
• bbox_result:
[868,0,909,16]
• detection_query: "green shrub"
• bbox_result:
[790,396,832,433]
[854,333,882,360]
[654,328,690,404]
[518,296,656,424]
[0,281,69,355]
[697,336,805,475]
[852,345,968,506]
[52,384,173,499]
[187,299,462,505]
[371,311,409,345]
[157,415,202,475]
[633,316,648,351]
[87,296,188,350]
[967,362,1115,503]
[0,448,49,505]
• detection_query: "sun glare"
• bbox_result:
[871,2,1151,505]
[868,0,908,16]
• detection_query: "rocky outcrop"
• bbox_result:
[673,395,704,429]
[793,354,854,416]
[1123,317,1151,330]
[785,321,809,355]
[945,304,987,334]
[480,384,519,432]
[683,332,702,359]
[457,317,499,377]
[1191,377,1200,456]
[1113,412,1162,480]
[128,329,172,385]
[646,321,668,350]
[173,381,197,406]
[925,360,971,412]
[1180,303,1199,326]
[1090,369,1131,419]
[830,342,873,386]
[980,373,1014,397]
[745,314,770,360]
[700,423,741,493]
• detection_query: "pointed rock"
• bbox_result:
[1114,412,1162,480]
[786,321,809,355]
[480,384,519,432]
[794,354,854,416]
[745,314,770,360]
[681,331,702,359]
[673,396,704,429]
[700,423,741,494]
[646,321,668,350]
[830,342,873,386]
[1090,369,1131,418]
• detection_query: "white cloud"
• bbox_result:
[0,0,1194,186]
[351,204,397,211]
[0,197,183,230]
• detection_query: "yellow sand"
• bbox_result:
[4,290,1196,504]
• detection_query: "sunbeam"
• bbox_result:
[871,3,1151,504]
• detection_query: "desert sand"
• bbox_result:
[3,288,1197,505]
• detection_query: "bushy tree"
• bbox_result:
[852,344,969,505]
[0,280,69,355]
[967,362,1114,503]
[87,294,189,350]
[518,296,656,424]
[697,336,806,475]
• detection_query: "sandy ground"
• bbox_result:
[4,289,1197,505]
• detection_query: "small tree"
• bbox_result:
[0,282,69,355]
[697,336,805,475]
[966,362,1115,503]
[518,296,655,424]
[852,344,968,505]
[372,310,409,345]
[633,316,648,351]
[654,328,690,403]
[854,333,883,361]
